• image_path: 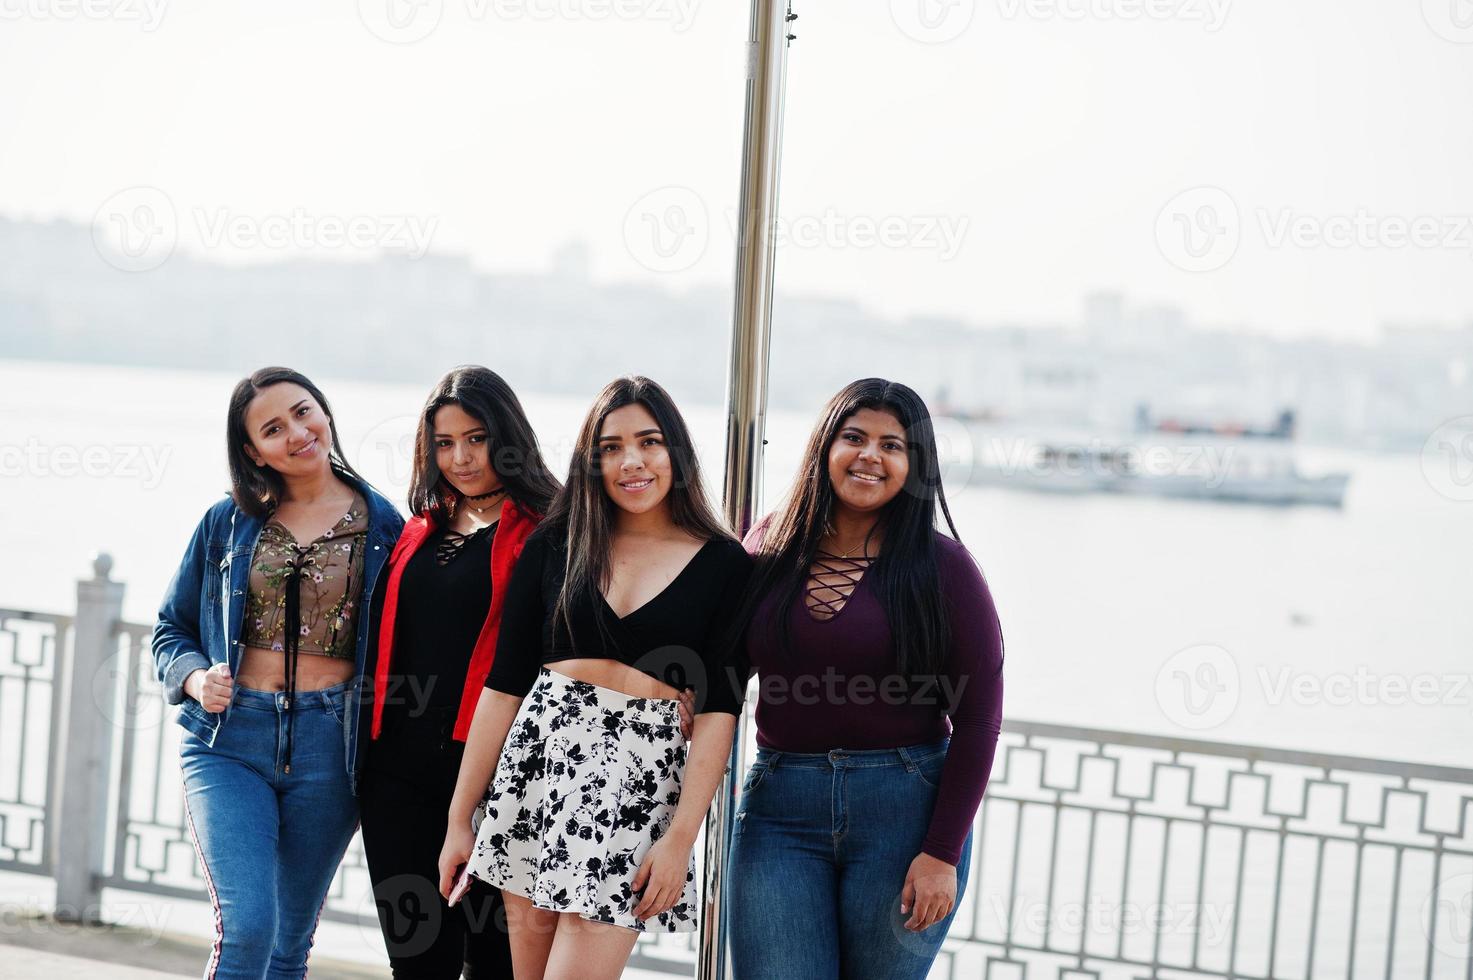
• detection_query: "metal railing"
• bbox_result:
[4,556,1472,978]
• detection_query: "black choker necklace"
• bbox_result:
[465,487,505,501]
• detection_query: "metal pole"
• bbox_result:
[699,1,792,977]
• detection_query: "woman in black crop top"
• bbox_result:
[438,376,750,980]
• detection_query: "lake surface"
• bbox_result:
[2,359,1468,769]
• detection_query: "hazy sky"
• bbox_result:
[2,0,1471,342]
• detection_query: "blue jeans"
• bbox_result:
[726,738,973,980]
[179,681,359,980]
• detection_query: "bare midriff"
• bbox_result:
[236,645,357,693]
[547,658,682,701]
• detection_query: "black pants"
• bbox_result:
[360,707,513,979]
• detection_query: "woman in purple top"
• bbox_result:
[724,377,1005,980]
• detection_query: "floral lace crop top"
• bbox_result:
[242,494,368,661]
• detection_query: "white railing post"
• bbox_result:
[51,552,124,923]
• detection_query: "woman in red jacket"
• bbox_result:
[357,365,561,978]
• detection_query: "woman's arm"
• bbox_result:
[438,529,550,897]
[630,711,737,920]
[901,538,1005,932]
[438,686,525,896]
[153,508,214,705]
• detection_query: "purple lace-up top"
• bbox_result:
[736,515,1005,866]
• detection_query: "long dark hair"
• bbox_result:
[750,378,961,679]
[407,365,560,521]
[226,366,369,519]
[546,376,732,647]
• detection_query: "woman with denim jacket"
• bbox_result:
[152,366,404,980]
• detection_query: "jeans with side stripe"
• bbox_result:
[179,681,359,980]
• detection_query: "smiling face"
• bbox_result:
[433,402,500,498]
[597,401,673,518]
[241,382,334,477]
[827,406,910,515]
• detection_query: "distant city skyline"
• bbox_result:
[2,5,1472,342]
[2,214,1465,455]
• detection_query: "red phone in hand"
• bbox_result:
[448,864,472,907]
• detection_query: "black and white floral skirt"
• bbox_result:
[467,667,698,933]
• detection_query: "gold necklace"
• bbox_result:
[823,532,875,560]
[464,486,506,514]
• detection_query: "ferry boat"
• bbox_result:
[960,406,1351,507]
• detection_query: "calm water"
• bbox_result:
[2,359,1469,769]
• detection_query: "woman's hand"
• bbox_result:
[630,832,693,921]
[900,851,958,932]
[185,664,234,713]
[438,818,476,901]
[677,689,695,740]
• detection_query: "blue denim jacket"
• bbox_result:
[152,472,405,792]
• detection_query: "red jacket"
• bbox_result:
[371,497,542,742]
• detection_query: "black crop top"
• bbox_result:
[484,524,752,715]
